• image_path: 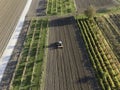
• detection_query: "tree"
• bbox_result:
[84,5,96,19]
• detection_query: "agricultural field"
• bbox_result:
[95,15,120,61]
[77,18,120,89]
[75,0,120,13]
[0,0,27,58]
[47,0,76,15]
[10,18,48,90]
[1,0,120,89]
[44,16,100,90]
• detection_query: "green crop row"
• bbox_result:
[10,18,48,90]
[47,0,75,15]
[77,18,120,90]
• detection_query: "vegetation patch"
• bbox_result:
[95,15,120,61]
[77,18,120,90]
[46,0,75,15]
[10,18,48,90]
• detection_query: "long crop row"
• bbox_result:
[47,0,75,15]
[77,18,120,90]
[95,15,120,61]
[10,18,48,90]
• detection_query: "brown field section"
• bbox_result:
[44,16,100,90]
[0,0,27,58]
[74,0,119,13]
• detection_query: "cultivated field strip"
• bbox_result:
[44,16,100,90]
[0,0,27,58]
[74,0,119,13]
[95,15,120,61]
[77,18,120,89]
[47,0,75,15]
[10,18,48,90]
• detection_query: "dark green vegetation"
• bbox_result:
[77,18,120,90]
[47,0,75,15]
[10,19,48,90]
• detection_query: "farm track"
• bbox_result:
[74,0,119,13]
[44,16,100,90]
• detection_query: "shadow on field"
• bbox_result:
[36,0,47,16]
[49,16,74,27]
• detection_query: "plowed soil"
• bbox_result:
[44,16,100,90]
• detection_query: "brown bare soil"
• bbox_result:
[44,16,100,90]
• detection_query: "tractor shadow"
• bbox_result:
[47,42,58,49]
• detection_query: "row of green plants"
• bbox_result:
[47,0,75,15]
[77,18,120,90]
[10,18,48,90]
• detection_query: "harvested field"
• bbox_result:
[0,0,27,58]
[74,0,119,13]
[44,16,100,90]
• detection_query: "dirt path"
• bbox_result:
[44,16,100,90]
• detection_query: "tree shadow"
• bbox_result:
[49,16,74,27]
[77,76,94,84]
